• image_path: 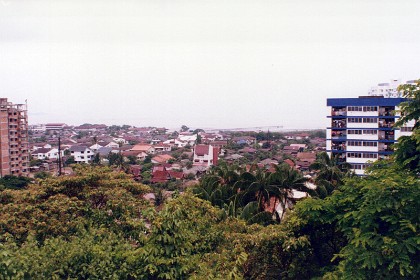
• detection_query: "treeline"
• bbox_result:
[1,160,418,279]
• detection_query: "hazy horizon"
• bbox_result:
[2,0,420,129]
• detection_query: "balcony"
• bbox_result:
[331,144,346,151]
[379,111,395,117]
[378,121,395,128]
[379,135,395,141]
[331,130,347,139]
[331,111,347,117]
[331,119,346,128]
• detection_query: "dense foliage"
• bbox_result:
[1,81,419,279]
[1,161,419,279]
[394,79,420,173]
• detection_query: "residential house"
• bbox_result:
[297,152,317,163]
[283,145,301,155]
[151,166,184,183]
[193,144,219,167]
[121,150,147,161]
[238,147,257,154]
[163,139,187,148]
[259,158,279,167]
[32,148,63,160]
[232,136,256,145]
[131,144,156,154]
[290,144,307,150]
[208,140,228,148]
[103,141,120,148]
[178,134,197,146]
[151,154,174,164]
[89,143,103,152]
[112,137,128,145]
[69,146,94,163]
[153,143,172,153]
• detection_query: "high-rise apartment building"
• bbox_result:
[326,84,415,175]
[0,98,30,177]
[368,79,417,97]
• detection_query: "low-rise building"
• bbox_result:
[193,144,219,167]
[69,146,94,163]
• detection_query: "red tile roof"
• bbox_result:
[284,159,295,167]
[151,170,170,183]
[195,145,210,156]
[168,171,184,179]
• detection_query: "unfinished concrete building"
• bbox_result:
[0,98,29,177]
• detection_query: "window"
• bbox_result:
[348,106,363,111]
[348,153,377,159]
[363,118,377,123]
[348,118,362,123]
[348,129,362,134]
[363,106,377,112]
[401,127,413,132]
[362,153,377,159]
[362,129,377,135]
[348,141,362,146]
[351,164,364,170]
[362,141,377,147]
[347,152,362,158]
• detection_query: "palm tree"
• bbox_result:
[310,152,351,197]
[270,164,311,221]
[192,175,232,208]
[209,162,243,186]
[235,166,278,212]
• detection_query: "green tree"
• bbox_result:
[91,153,101,165]
[65,155,75,165]
[136,194,224,279]
[269,164,311,220]
[127,155,138,165]
[107,152,124,168]
[181,125,189,132]
[395,79,420,130]
[393,79,420,173]
[0,166,150,244]
[328,162,420,279]
[196,134,202,144]
[0,175,31,190]
[34,171,51,180]
[310,152,351,197]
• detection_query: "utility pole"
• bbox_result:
[58,133,62,176]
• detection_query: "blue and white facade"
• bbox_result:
[326,97,413,175]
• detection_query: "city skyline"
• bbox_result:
[2,0,420,129]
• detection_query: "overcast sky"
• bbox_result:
[1,0,419,129]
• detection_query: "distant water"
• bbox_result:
[193,126,324,133]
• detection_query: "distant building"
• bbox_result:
[29,124,46,132]
[45,123,66,131]
[0,98,29,177]
[32,148,63,160]
[327,93,414,175]
[69,146,94,163]
[193,144,219,167]
[130,144,156,154]
[368,79,417,98]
